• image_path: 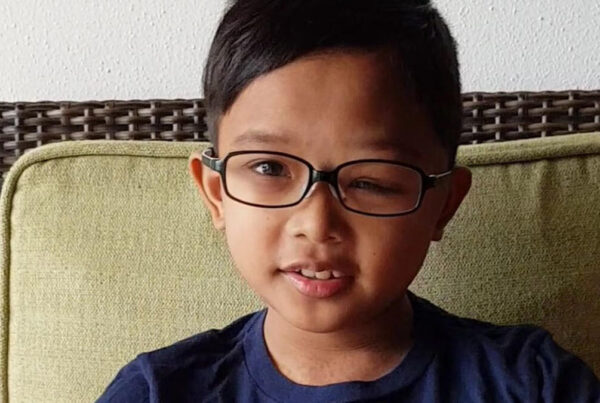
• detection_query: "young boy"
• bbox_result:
[98,0,600,401]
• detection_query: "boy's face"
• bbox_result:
[190,50,471,333]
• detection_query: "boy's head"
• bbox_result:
[203,0,462,169]
[189,0,471,333]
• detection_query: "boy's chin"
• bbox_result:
[268,298,369,334]
[262,287,411,335]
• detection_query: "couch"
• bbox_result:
[0,92,599,402]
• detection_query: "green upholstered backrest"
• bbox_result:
[1,132,598,402]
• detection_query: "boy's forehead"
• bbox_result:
[229,128,427,160]
[218,50,446,168]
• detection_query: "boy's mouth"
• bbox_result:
[293,268,344,280]
[280,261,353,279]
[279,262,354,298]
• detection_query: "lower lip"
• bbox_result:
[280,271,353,298]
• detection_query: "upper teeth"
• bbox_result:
[299,269,343,279]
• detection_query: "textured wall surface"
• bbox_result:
[1,0,599,101]
[435,0,600,92]
[0,0,227,101]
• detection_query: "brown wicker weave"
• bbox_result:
[1,90,599,178]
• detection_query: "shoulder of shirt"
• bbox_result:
[97,357,150,402]
[97,310,263,401]
[140,309,262,373]
[410,292,551,353]
[410,293,600,397]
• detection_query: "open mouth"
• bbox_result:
[280,267,353,298]
[291,268,345,280]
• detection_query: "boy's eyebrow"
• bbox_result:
[231,129,423,159]
[359,138,424,159]
[231,130,292,147]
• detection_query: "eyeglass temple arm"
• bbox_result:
[424,169,454,189]
[201,147,224,172]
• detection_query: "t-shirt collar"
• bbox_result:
[242,291,437,402]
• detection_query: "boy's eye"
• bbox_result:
[250,160,287,177]
[349,179,398,194]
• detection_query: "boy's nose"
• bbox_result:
[288,182,344,244]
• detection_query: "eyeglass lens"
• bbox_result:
[224,153,422,215]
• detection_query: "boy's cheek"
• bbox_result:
[223,205,279,253]
[221,198,436,271]
[361,217,436,263]
[224,203,276,230]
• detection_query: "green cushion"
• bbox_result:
[0,132,598,401]
[412,132,600,375]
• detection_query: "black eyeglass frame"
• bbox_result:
[201,147,453,217]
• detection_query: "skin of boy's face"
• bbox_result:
[189,50,472,334]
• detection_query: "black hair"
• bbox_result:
[203,0,461,168]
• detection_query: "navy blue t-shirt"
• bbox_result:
[97,292,600,402]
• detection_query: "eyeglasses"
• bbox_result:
[201,148,453,217]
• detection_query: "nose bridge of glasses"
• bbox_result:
[304,170,340,201]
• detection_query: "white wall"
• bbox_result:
[435,0,600,92]
[1,0,598,101]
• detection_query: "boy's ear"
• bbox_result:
[432,166,472,241]
[188,150,226,231]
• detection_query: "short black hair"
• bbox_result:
[203,0,461,168]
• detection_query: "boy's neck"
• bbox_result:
[262,294,414,386]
